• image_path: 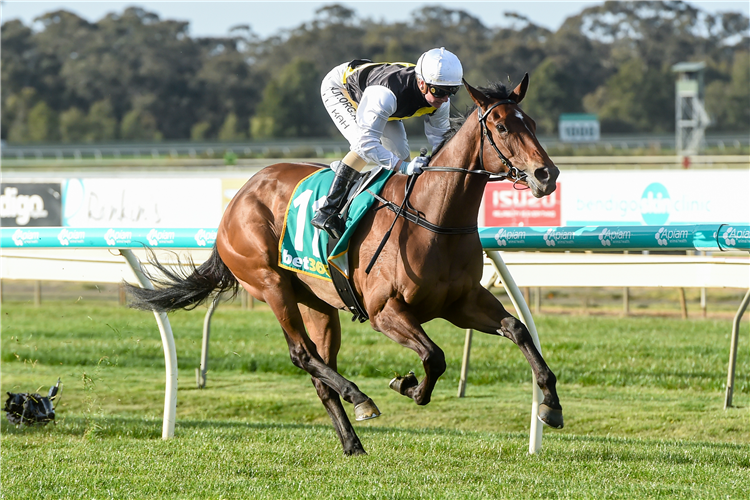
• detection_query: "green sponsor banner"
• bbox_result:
[479,225,750,252]
[3,225,748,252]
[718,225,750,251]
[1,227,217,248]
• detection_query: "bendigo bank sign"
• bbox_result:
[483,182,561,227]
[1,183,63,227]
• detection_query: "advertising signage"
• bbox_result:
[559,114,600,143]
[0,182,63,227]
[483,182,561,227]
[482,169,748,227]
[561,170,749,226]
[62,178,223,227]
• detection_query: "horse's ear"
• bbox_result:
[510,73,529,104]
[463,78,492,109]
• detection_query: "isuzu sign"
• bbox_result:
[483,182,561,226]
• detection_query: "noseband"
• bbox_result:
[422,99,528,187]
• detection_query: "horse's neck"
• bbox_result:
[414,118,487,228]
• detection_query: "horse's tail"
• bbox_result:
[126,245,239,313]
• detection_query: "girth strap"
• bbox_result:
[326,236,369,322]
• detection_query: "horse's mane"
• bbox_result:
[432,82,512,156]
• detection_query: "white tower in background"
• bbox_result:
[672,62,710,157]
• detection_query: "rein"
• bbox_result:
[363,98,527,274]
[367,179,478,235]
[364,173,479,274]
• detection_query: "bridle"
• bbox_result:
[364,99,531,273]
[477,99,529,186]
[421,99,529,188]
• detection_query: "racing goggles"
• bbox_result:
[429,85,460,98]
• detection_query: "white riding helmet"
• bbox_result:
[415,47,463,86]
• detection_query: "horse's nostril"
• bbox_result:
[535,167,550,183]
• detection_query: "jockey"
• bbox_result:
[312,47,463,238]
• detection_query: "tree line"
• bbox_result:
[2,1,748,144]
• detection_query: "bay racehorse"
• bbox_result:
[127,75,562,455]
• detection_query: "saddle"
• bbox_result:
[278,166,394,322]
[325,167,390,323]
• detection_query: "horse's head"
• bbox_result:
[464,75,559,198]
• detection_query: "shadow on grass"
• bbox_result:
[4,413,748,461]
[3,414,748,470]
[2,412,526,441]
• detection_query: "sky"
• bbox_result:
[2,1,748,39]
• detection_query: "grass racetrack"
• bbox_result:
[2,300,749,499]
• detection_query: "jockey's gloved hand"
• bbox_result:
[399,156,427,175]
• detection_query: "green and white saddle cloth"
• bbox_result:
[279,167,394,281]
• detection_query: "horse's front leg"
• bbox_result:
[447,287,563,429]
[370,298,446,405]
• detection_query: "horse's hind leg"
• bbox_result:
[262,277,376,412]
[299,303,366,456]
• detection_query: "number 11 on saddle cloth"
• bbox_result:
[278,167,395,280]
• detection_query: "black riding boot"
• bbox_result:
[311,162,361,239]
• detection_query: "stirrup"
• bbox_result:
[313,214,345,239]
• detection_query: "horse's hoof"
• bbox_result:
[344,447,368,457]
[389,371,418,395]
[354,398,381,421]
[538,404,564,429]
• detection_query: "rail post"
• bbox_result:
[457,329,473,398]
[486,250,544,455]
[725,288,750,409]
[120,249,178,439]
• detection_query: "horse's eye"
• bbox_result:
[496,124,507,133]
